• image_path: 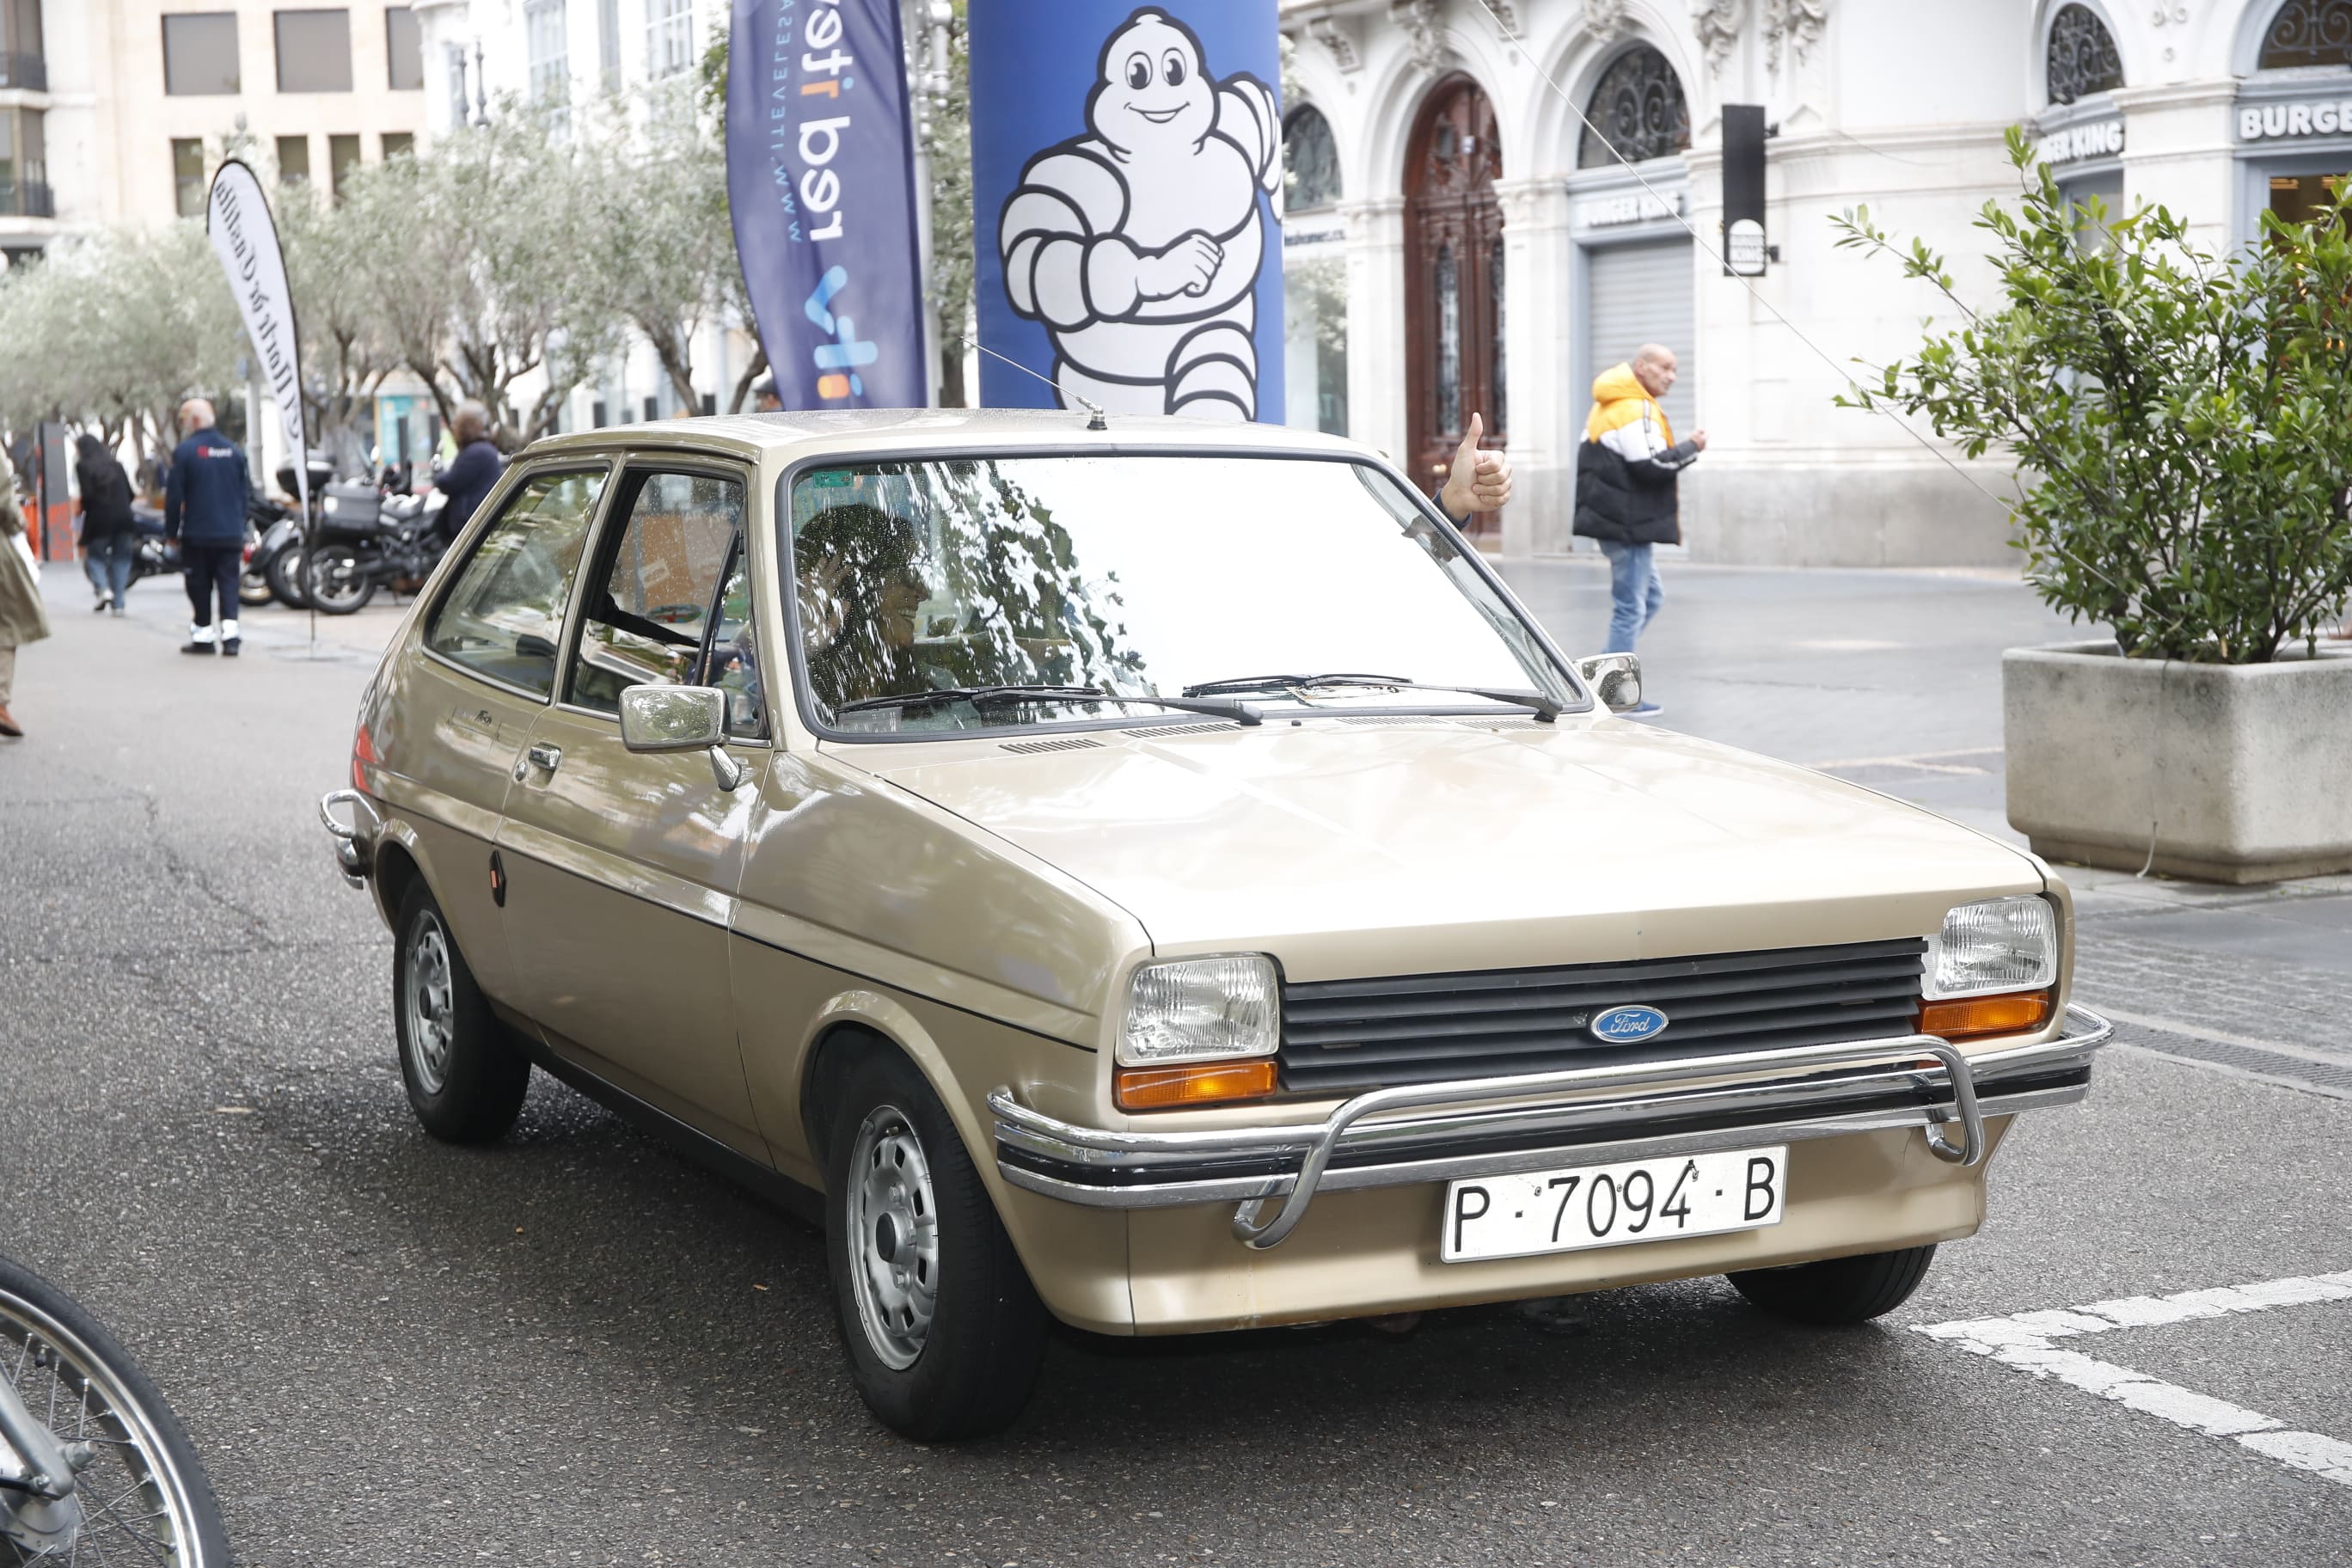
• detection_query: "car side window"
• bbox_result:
[567,470,746,716]
[423,468,608,698]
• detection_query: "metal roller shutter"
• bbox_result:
[1582,238,1696,439]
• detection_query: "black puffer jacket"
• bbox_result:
[1570,363,1700,546]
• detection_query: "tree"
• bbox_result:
[579,83,730,417]
[920,1,974,406]
[1838,130,2352,664]
[277,187,395,472]
[340,104,619,447]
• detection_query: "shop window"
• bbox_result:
[275,9,353,93]
[162,13,240,95]
[2268,171,2349,238]
[2259,2,2352,70]
[276,134,309,186]
[1578,46,1690,168]
[1283,252,1349,436]
[172,137,205,217]
[2046,4,2122,104]
[386,7,423,90]
[1283,106,1340,212]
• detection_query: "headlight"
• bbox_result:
[1923,896,2057,999]
[1118,954,1279,1066]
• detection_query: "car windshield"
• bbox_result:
[783,454,1582,735]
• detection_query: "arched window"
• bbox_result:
[1578,45,1690,169]
[1283,106,1340,211]
[2260,1,2352,69]
[2046,4,2122,104]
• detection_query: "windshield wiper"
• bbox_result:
[1183,671,1410,697]
[1182,672,1565,723]
[833,684,1106,714]
[833,684,1263,726]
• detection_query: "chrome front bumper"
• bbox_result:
[991,1004,2114,1250]
[318,788,381,888]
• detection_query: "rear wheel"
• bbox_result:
[1727,1244,1937,1326]
[264,543,307,609]
[824,1050,1047,1441]
[392,881,529,1143]
[301,544,376,615]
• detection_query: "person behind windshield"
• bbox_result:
[794,504,939,712]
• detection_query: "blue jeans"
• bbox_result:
[1598,539,1663,655]
[83,533,136,608]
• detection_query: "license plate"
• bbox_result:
[1439,1146,1787,1263]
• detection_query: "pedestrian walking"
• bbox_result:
[1572,344,1706,718]
[163,398,251,658]
[74,434,138,616]
[0,444,52,737]
[426,402,504,545]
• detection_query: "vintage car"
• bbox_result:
[321,409,2111,1441]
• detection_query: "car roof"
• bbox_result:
[515,407,1376,467]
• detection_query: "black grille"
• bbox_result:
[1278,938,1929,1096]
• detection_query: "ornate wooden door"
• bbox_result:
[1406,77,1506,535]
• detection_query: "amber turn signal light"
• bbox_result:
[1918,989,2052,1042]
[1116,1059,1278,1111]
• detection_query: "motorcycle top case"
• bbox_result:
[320,482,382,538]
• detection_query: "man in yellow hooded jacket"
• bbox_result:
[1571,344,1705,716]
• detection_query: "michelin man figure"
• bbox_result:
[998,9,1281,420]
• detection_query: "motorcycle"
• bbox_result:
[252,457,335,609]
[0,1252,228,1565]
[120,498,281,605]
[237,491,291,609]
[298,480,448,616]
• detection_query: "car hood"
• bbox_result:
[837,720,2043,983]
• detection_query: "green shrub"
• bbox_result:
[1836,129,2352,664]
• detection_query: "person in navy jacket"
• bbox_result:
[162,399,251,657]
[426,401,504,545]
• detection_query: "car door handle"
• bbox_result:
[513,744,562,781]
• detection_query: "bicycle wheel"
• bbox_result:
[0,1255,229,1566]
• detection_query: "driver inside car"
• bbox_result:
[795,504,959,714]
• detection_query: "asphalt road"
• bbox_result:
[3,564,2349,1567]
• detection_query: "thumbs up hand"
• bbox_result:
[1438,413,1512,522]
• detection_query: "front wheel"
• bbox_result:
[237,558,273,606]
[1726,1244,1938,1326]
[824,1050,1048,1441]
[392,881,530,1143]
[300,545,376,615]
[0,1254,230,1566]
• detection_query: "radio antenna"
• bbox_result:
[961,334,1107,430]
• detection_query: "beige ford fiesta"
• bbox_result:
[322,409,2110,1440]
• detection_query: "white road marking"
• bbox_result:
[1918,1269,2352,1490]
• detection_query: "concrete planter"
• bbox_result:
[2003,640,2352,883]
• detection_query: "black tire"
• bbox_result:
[1727,1244,1938,1326]
[391,880,530,1143]
[0,1253,231,1567]
[264,544,308,609]
[823,1050,1048,1441]
[301,544,376,615]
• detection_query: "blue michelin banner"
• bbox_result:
[971,1,1283,422]
[727,0,927,408]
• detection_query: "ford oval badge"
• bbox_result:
[1590,1005,1669,1044]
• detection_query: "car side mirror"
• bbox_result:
[618,684,726,752]
[1574,653,1643,713]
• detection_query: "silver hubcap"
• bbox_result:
[402,912,456,1095]
[846,1105,940,1370]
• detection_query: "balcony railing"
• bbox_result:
[0,52,46,93]
[0,180,54,219]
